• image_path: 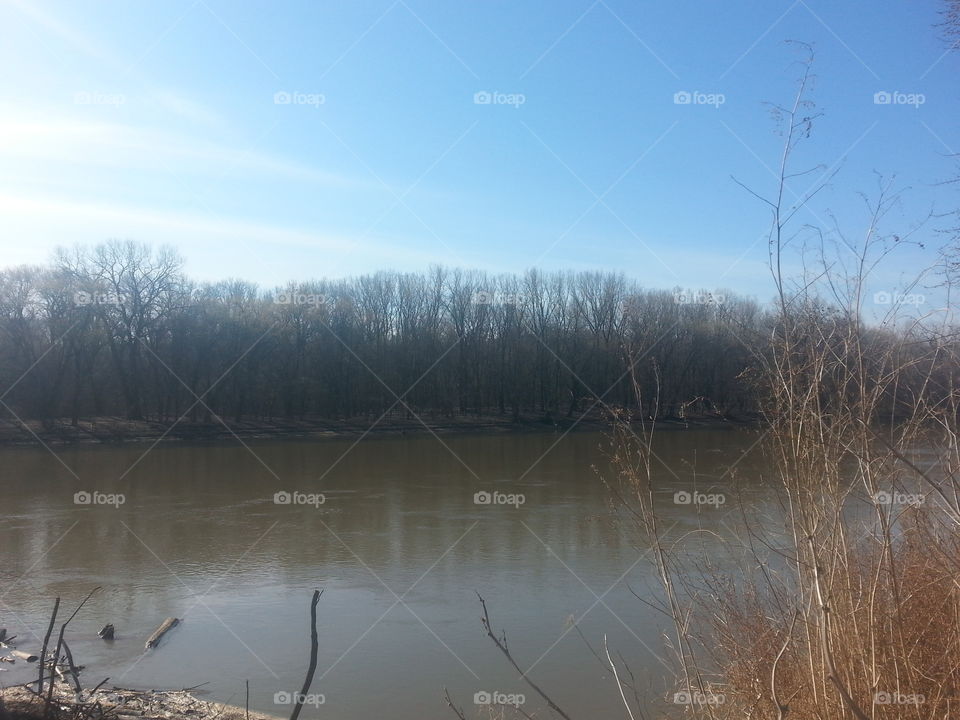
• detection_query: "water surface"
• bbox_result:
[0,429,769,718]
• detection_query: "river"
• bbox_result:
[0,428,770,718]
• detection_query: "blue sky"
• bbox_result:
[0,0,957,305]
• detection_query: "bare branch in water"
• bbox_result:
[476,592,574,720]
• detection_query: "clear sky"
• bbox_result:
[1,0,957,304]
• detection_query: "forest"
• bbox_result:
[0,239,949,435]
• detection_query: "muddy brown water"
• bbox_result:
[0,429,772,718]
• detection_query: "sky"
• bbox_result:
[0,0,957,307]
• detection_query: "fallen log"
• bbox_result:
[11,650,38,662]
[145,618,179,649]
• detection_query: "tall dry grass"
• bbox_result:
[603,46,960,720]
[606,267,960,720]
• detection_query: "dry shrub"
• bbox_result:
[701,508,960,718]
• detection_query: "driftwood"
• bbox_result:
[98,624,115,640]
[145,618,180,649]
[11,650,38,662]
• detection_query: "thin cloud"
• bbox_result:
[0,191,444,268]
[6,0,122,66]
[0,113,380,189]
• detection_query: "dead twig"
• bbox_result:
[45,587,100,717]
[603,635,635,720]
[289,589,322,720]
[476,591,573,720]
[442,688,468,720]
[38,597,60,695]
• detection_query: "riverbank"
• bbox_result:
[0,411,757,446]
[1,684,282,720]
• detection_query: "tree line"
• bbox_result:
[0,240,944,429]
